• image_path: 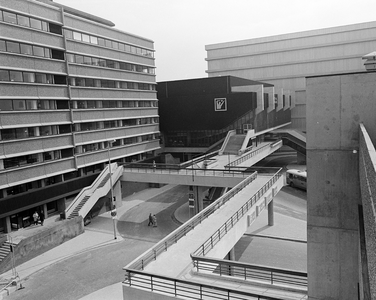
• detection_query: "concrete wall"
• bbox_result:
[306,72,376,299]
[0,217,84,274]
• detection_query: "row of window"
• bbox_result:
[0,117,158,141]
[0,70,66,84]
[0,99,157,111]
[0,70,156,91]
[1,134,158,170]
[0,9,62,35]
[69,77,156,91]
[66,53,155,74]
[64,29,153,58]
[0,39,65,60]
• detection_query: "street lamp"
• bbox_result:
[107,140,117,240]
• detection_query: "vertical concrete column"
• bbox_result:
[113,180,122,209]
[4,216,11,233]
[227,247,236,276]
[268,199,274,226]
[193,186,209,214]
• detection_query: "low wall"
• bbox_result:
[0,216,84,274]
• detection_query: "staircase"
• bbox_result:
[0,241,13,263]
[223,134,245,155]
[67,195,91,219]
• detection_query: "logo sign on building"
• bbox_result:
[214,98,227,111]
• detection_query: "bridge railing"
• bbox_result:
[225,143,273,168]
[123,269,282,300]
[192,169,283,257]
[191,256,307,288]
[124,171,258,271]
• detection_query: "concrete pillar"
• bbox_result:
[113,180,122,209]
[193,186,209,214]
[268,199,274,226]
[4,216,11,233]
[227,247,236,276]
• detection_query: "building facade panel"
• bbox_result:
[0,111,70,128]
[0,55,66,74]
[0,84,68,98]
[70,88,155,100]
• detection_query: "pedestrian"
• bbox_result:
[148,213,153,226]
[152,214,157,227]
[39,211,45,226]
[33,211,39,225]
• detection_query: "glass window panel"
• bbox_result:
[85,78,94,87]
[38,100,49,109]
[98,59,106,67]
[98,38,105,46]
[35,73,47,83]
[42,21,48,31]
[87,101,96,108]
[3,11,17,24]
[90,36,98,44]
[33,45,45,57]
[26,100,38,110]
[112,41,118,49]
[0,100,12,110]
[44,48,50,58]
[105,40,112,48]
[91,57,99,65]
[9,71,23,82]
[20,44,32,55]
[82,34,90,43]
[83,56,91,65]
[66,53,75,63]
[17,15,30,27]
[16,128,28,139]
[40,126,52,135]
[49,23,62,35]
[124,44,131,52]
[2,129,16,140]
[46,74,53,84]
[64,29,73,39]
[73,31,82,41]
[0,40,5,51]
[0,10,3,21]
[76,78,85,86]
[118,43,124,51]
[13,99,26,110]
[0,70,9,81]
[30,18,42,30]
[75,55,84,64]
[6,41,20,53]
[23,72,35,83]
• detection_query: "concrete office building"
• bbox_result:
[0,0,160,233]
[205,21,376,132]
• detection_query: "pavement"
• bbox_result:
[0,162,306,300]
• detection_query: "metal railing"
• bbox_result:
[123,269,282,300]
[225,143,273,168]
[191,256,307,288]
[193,169,282,257]
[124,171,258,271]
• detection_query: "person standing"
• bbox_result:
[39,210,45,226]
[152,214,157,227]
[148,213,153,226]
[33,211,39,225]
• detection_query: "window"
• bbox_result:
[83,56,91,65]
[33,45,45,57]
[35,73,47,83]
[30,18,42,30]
[6,41,20,53]
[85,78,94,87]
[16,128,28,139]
[90,36,98,44]
[20,44,32,55]
[26,100,38,110]
[0,40,5,51]
[49,23,62,35]
[73,31,82,41]
[98,38,105,46]
[105,39,112,48]
[3,11,17,24]
[54,75,66,85]
[75,55,84,64]
[64,29,73,39]
[51,49,64,60]
[66,53,75,63]
[9,71,23,82]
[0,70,9,81]
[87,101,96,108]
[76,78,85,87]
[118,43,124,51]
[82,34,90,43]
[17,15,30,27]
[2,129,16,140]
[13,99,26,110]
[0,99,12,110]
[23,72,35,83]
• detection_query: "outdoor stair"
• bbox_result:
[67,195,91,219]
[223,134,245,155]
[0,241,14,263]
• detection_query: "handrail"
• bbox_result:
[225,143,272,168]
[192,169,282,257]
[218,130,236,155]
[191,256,307,288]
[124,171,258,271]
[123,269,282,300]
[65,163,117,217]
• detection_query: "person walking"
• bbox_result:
[148,213,153,226]
[39,210,45,226]
[33,211,39,225]
[152,214,157,227]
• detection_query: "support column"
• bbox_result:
[227,247,236,276]
[4,216,11,233]
[113,180,122,209]
[268,199,274,226]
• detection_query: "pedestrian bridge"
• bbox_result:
[122,168,308,300]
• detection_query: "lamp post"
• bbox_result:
[107,140,117,240]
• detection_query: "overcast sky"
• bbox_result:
[55,0,376,82]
